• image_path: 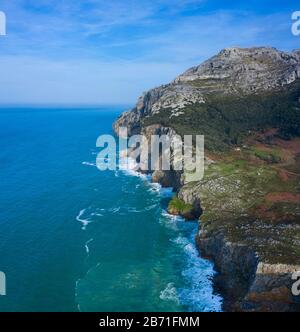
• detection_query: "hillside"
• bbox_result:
[115,47,300,149]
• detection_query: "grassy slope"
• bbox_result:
[183,145,300,264]
[143,79,300,265]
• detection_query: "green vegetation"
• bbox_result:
[168,197,193,215]
[143,80,300,153]
[141,76,300,265]
[247,147,282,163]
[189,155,300,264]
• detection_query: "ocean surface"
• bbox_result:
[0,107,222,312]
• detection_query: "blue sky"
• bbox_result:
[0,0,299,104]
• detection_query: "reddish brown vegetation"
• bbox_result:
[265,192,300,203]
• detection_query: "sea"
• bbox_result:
[0,106,222,312]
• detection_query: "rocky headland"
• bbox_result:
[113,47,300,312]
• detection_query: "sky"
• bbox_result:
[0,0,299,105]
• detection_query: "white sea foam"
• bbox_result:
[91,212,103,217]
[147,182,162,195]
[161,210,184,221]
[160,210,185,231]
[109,206,121,213]
[160,283,180,304]
[158,205,222,311]
[147,182,174,199]
[144,204,157,211]
[76,206,106,230]
[126,204,158,213]
[82,161,97,167]
[171,236,189,246]
[118,156,150,180]
[85,238,94,255]
[76,209,93,230]
[171,228,223,312]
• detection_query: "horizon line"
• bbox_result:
[0,103,134,108]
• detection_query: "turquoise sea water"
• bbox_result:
[0,107,222,312]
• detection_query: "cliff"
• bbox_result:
[113,47,300,311]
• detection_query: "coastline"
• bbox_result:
[111,46,300,312]
[75,144,222,312]
[113,124,224,311]
[120,159,223,312]
[113,119,300,312]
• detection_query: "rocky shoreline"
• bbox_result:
[113,47,300,312]
[114,121,300,311]
[197,225,300,311]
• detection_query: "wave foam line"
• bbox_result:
[82,161,97,167]
[76,209,93,230]
[85,238,94,255]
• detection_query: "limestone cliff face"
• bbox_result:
[197,227,300,312]
[113,46,300,312]
[139,124,183,190]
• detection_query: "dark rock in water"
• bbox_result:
[152,170,182,191]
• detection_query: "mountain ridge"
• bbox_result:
[114,46,300,149]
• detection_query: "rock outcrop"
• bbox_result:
[176,47,300,92]
[198,228,300,312]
